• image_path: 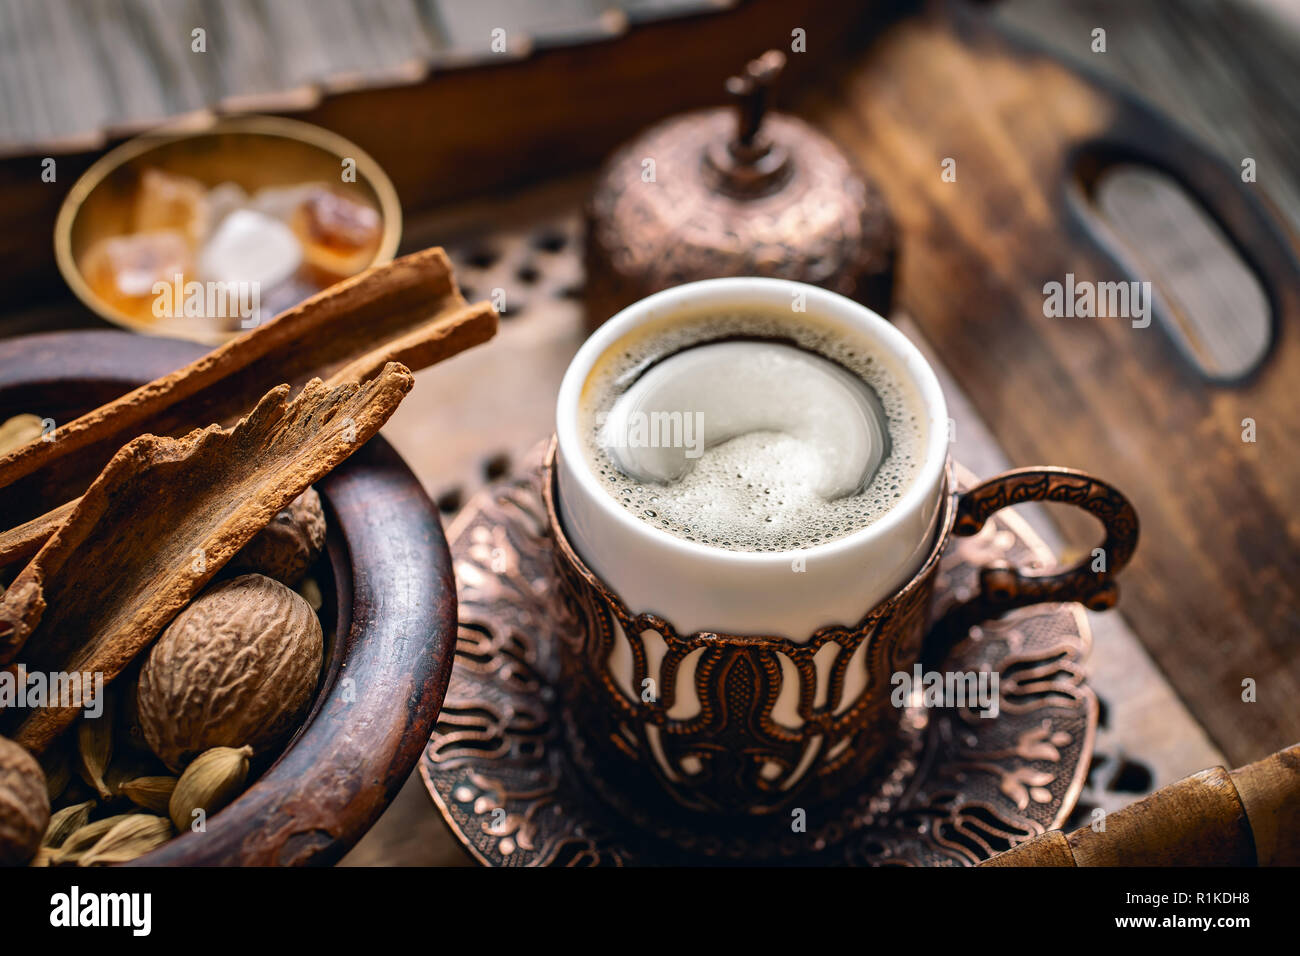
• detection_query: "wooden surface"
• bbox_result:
[999,0,1300,226]
[999,0,1291,381]
[801,0,1300,767]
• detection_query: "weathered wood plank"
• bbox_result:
[803,0,1300,764]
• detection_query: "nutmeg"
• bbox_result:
[229,487,326,585]
[137,573,323,772]
[0,734,50,866]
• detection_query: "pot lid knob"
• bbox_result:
[704,50,792,197]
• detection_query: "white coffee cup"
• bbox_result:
[554,277,950,641]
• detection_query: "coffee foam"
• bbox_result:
[579,308,928,552]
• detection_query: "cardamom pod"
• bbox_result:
[103,751,164,798]
[76,695,115,800]
[42,800,95,848]
[118,677,153,756]
[119,776,178,815]
[169,745,252,832]
[53,813,135,865]
[297,576,323,612]
[38,744,71,802]
[0,413,44,456]
[29,845,55,867]
[78,814,172,866]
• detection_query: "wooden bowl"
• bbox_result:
[54,115,402,345]
[0,330,454,866]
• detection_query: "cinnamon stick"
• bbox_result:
[980,743,1300,866]
[0,364,413,752]
[0,247,496,534]
[0,500,75,570]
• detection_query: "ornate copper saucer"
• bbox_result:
[421,448,1096,865]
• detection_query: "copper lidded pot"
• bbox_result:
[584,51,896,331]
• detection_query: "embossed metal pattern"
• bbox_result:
[422,451,1097,865]
[545,444,954,815]
[583,107,896,330]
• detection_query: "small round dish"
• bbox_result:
[0,330,453,866]
[54,115,402,345]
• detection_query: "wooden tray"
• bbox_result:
[806,0,1300,764]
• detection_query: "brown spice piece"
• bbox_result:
[0,247,495,543]
[42,800,94,848]
[77,813,172,866]
[0,365,410,753]
[0,415,43,457]
[75,695,115,800]
[229,487,326,585]
[37,740,70,801]
[117,671,153,756]
[168,745,251,831]
[137,574,323,772]
[51,813,133,865]
[119,775,178,815]
[0,734,49,866]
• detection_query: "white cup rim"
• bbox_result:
[555,278,949,566]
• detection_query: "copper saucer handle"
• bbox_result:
[928,466,1138,662]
